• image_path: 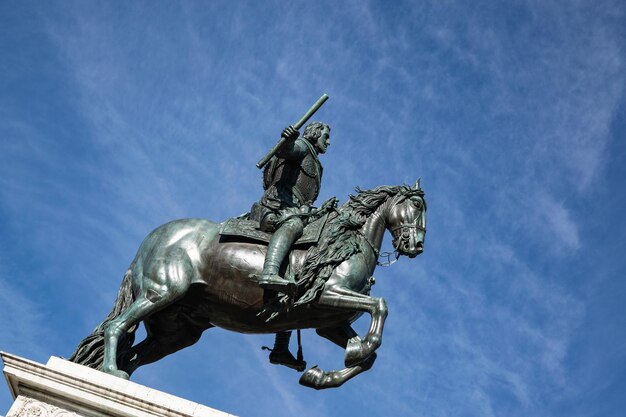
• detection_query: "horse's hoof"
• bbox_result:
[300,367,346,390]
[102,368,130,380]
[345,337,368,367]
[299,366,327,390]
[361,352,377,370]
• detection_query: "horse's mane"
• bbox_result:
[344,185,425,217]
[263,184,424,320]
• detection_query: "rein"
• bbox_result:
[358,230,399,267]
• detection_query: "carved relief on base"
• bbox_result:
[7,396,80,417]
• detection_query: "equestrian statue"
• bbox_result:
[69,94,427,389]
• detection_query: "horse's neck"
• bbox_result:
[360,198,391,257]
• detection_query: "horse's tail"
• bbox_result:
[69,267,136,369]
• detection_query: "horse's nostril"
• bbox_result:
[414,241,424,254]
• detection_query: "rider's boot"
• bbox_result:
[256,225,298,293]
[267,331,306,372]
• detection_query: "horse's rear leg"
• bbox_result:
[121,328,210,376]
[120,311,212,376]
[299,323,377,389]
[316,323,357,348]
[103,294,179,378]
[103,255,192,378]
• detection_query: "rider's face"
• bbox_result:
[315,127,331,154]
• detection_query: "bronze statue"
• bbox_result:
[69,96,427,389]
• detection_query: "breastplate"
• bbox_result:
[266,146,323,206]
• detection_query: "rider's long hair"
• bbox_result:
[302,122,330,143]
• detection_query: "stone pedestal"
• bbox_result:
[1,352,236,417]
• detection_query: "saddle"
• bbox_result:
[218,213,330,247]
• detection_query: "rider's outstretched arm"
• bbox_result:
[275,126,308,160]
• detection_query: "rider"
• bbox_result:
[251,122,331,291]
[250,121,331,369]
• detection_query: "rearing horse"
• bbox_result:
[70,182,426,389]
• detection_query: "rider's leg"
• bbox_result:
[258,217,303,291]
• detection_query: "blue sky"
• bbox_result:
[1,1,625,416]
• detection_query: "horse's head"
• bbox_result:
[387,179,427,258]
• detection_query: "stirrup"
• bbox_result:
[269,349,307,372]
[253,274,296,293]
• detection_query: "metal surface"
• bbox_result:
[70,183,427,389]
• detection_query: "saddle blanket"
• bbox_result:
[219,213,329,247]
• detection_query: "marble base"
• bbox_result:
[1,352,235,417]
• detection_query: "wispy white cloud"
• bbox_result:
[534,192,581,251]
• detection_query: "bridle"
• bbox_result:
[391,203,426,251]
[391,223,426,244]
[360,197,426,267]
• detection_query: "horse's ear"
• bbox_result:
[414,178,421,190]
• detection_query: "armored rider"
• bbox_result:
[251,122,331,291]
[250,122,330,370]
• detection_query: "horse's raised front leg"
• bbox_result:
[299,324,377,390]
[317,287,388,367]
